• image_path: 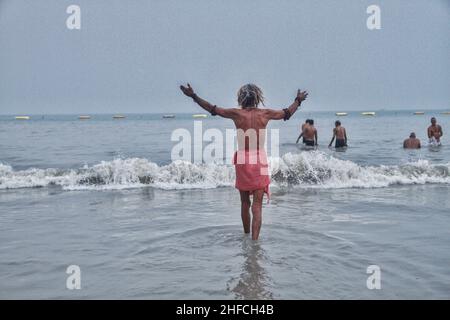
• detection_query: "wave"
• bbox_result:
[0,151,449,191]
[270,152,450,188]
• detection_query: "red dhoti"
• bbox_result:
[233,149,270,201]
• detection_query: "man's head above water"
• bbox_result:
[237,84,265,109]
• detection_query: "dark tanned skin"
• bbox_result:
[304,124,317,145]
[295,122,308,144]
[329,124,347,147]
[305,124,316,144]
[295,121,317,145]
[403,137,421,149]
[180,83,308,240]
[427,118,443,143]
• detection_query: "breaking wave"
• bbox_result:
[0,151,449,191]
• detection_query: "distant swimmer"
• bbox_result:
[328,120,347,148]
[427,117,443,145]
[180,83,308,240]
[403,132,421,149]
[296,119,317,146]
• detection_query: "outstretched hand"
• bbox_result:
[180,83,195,98]
[296,89,308,102]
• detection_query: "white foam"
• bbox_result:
[270,151,450,189]
[0,152,449,191]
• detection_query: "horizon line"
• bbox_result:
[1,108,450,116]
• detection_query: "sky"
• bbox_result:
[0,0,449,114]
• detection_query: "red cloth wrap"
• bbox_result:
[233,149,270,202]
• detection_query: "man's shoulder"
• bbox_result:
[228,107,246,116]
[260,107,278,114]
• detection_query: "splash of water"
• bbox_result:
[0,151,449,190]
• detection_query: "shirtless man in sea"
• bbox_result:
[427,117,443,145]
[403,132,421,149]
[180,83,308,240]
[328,120,347,148]
[296,119,310,144]
[296,119,317,146]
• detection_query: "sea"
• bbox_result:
[0,110,449,299]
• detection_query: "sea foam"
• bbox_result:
[0,151,449,191]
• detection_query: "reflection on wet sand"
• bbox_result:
[228,238,274,299]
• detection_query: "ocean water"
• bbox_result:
[0,110,449,299]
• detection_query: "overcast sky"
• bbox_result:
[0,0,449,114]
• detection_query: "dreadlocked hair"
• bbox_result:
[237,84,265,109]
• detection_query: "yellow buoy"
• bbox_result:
[78,115,91,120]
[335,112,348,116]
[414,112,425,115]
[361,112,376,116]
[15,116,30,120]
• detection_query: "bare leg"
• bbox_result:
[251,189,265,240]
[239,191,251,234]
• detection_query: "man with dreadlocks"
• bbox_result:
[180,83,308,240]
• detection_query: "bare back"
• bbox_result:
[303,124,316,140]
[403,138,421,149]
[231,108,271,150]
[335,126,346,139]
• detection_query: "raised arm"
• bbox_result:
[180,83,238,119]
[264,89,308,121]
